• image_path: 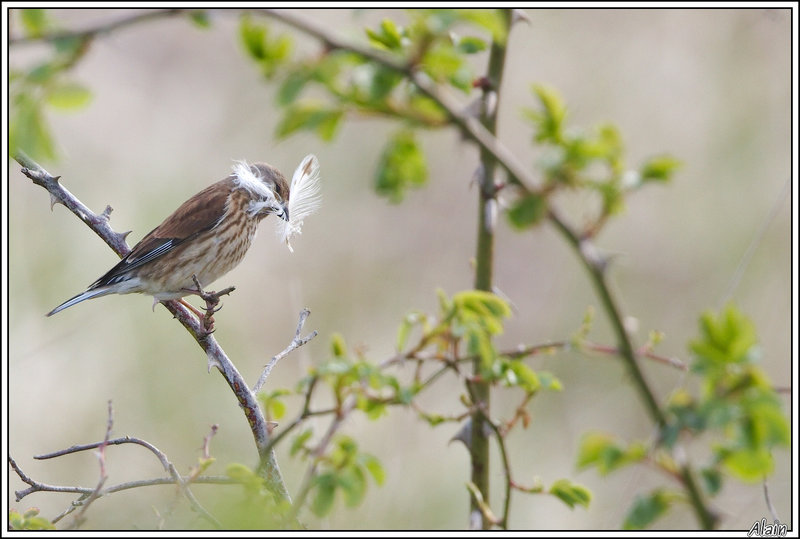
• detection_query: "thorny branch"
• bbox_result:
[15,152,316,512]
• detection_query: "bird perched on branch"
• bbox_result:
[46,155,321,318]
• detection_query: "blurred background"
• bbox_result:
[7,8,792,530]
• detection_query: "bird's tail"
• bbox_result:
[46,287,114,317]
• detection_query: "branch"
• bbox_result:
[14,405,221,527]
[253,308,317,393]
[9,8,191,46]
[10,454,231,524]
[15,153,291,503]
[256,9,539,194]
[69,400,114,528]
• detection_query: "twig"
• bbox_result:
[721,176,790,305]
[253,308,318,393]
[763,479,781,524]
[70,400,114,528]
[22,416,221,527]
[9,8,191,45]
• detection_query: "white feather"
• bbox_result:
[280,154,321,251]
[232,161,269,198]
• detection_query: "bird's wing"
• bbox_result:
[88,179,233,289]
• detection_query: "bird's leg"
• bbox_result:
[180,275,236,334]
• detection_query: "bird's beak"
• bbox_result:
[278,205,289,222]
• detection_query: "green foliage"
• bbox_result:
[578,305,788,528]
[276,101,344,141]
[238,9,508,204]
[9,10,93,161]
[8,508,56,530]
[640,155,681,183]
[683,304,789,481]
[306,436,385,518]
[375,129,428,202]
[622,490,678,530]
[239,15,292,78]
[258,388,290,421]
[549,479,592,509]
[576,433,647,475]
[217,463,294,528]
[19,9,52,37]
[189,11,211,28]
[512,84,679,232]
[507,193,547,229]
[44,81,92,109]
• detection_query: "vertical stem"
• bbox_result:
[471,9,511,530]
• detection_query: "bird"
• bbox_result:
[46,155,321,318]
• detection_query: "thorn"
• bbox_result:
[101,205,114,220]
[512,9,532,25]
[121,230,132,240]
[472,76,492,91]
[49,194,60,211]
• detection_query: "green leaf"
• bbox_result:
[330,333,347,358]
[422,43,472,91]
[537,370,563,391]
[623,490,674,530]
[366,18,404,51]
[721,447,775,482]
[290,428,313,457]
[239,15,267,60]
[507,193,547,229]
[339,465,367,507]
[549,479,591,509]
[226,462,265,493]
[700,467,723,496]
[527,85,567,144]
[19,9,50,37]
[457,36,487,54]
[361,454,386,486]
[10,94,56,162]
[45,82,92,110]
[641,155,681,183]
[276,69,312,106]
[365,65,404,102]
[459,9,508,43]
[408,94,448,124]
[276,102,343,141]
[396,312,424,352]
[506,361,541,393]
[189,11,211,28]
[258,389,290,420]
[689,304,759,371]
[576,433,644,475]
[452,290,512,336]
[311,472,337,517]
[375,130,428,203]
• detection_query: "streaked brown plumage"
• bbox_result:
[47,156,320,317]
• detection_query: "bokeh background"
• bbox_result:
[7,8,793,530]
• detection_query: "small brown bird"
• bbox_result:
[46,155,320,317]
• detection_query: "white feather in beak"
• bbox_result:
[279,154,321,252]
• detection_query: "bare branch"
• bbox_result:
[254,308,318,393]
[16,150,131,256]
[69,400,113,528]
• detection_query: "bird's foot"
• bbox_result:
[180,275,236,334]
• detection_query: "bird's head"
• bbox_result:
[232,162,290,221]
[232,156,321,251]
